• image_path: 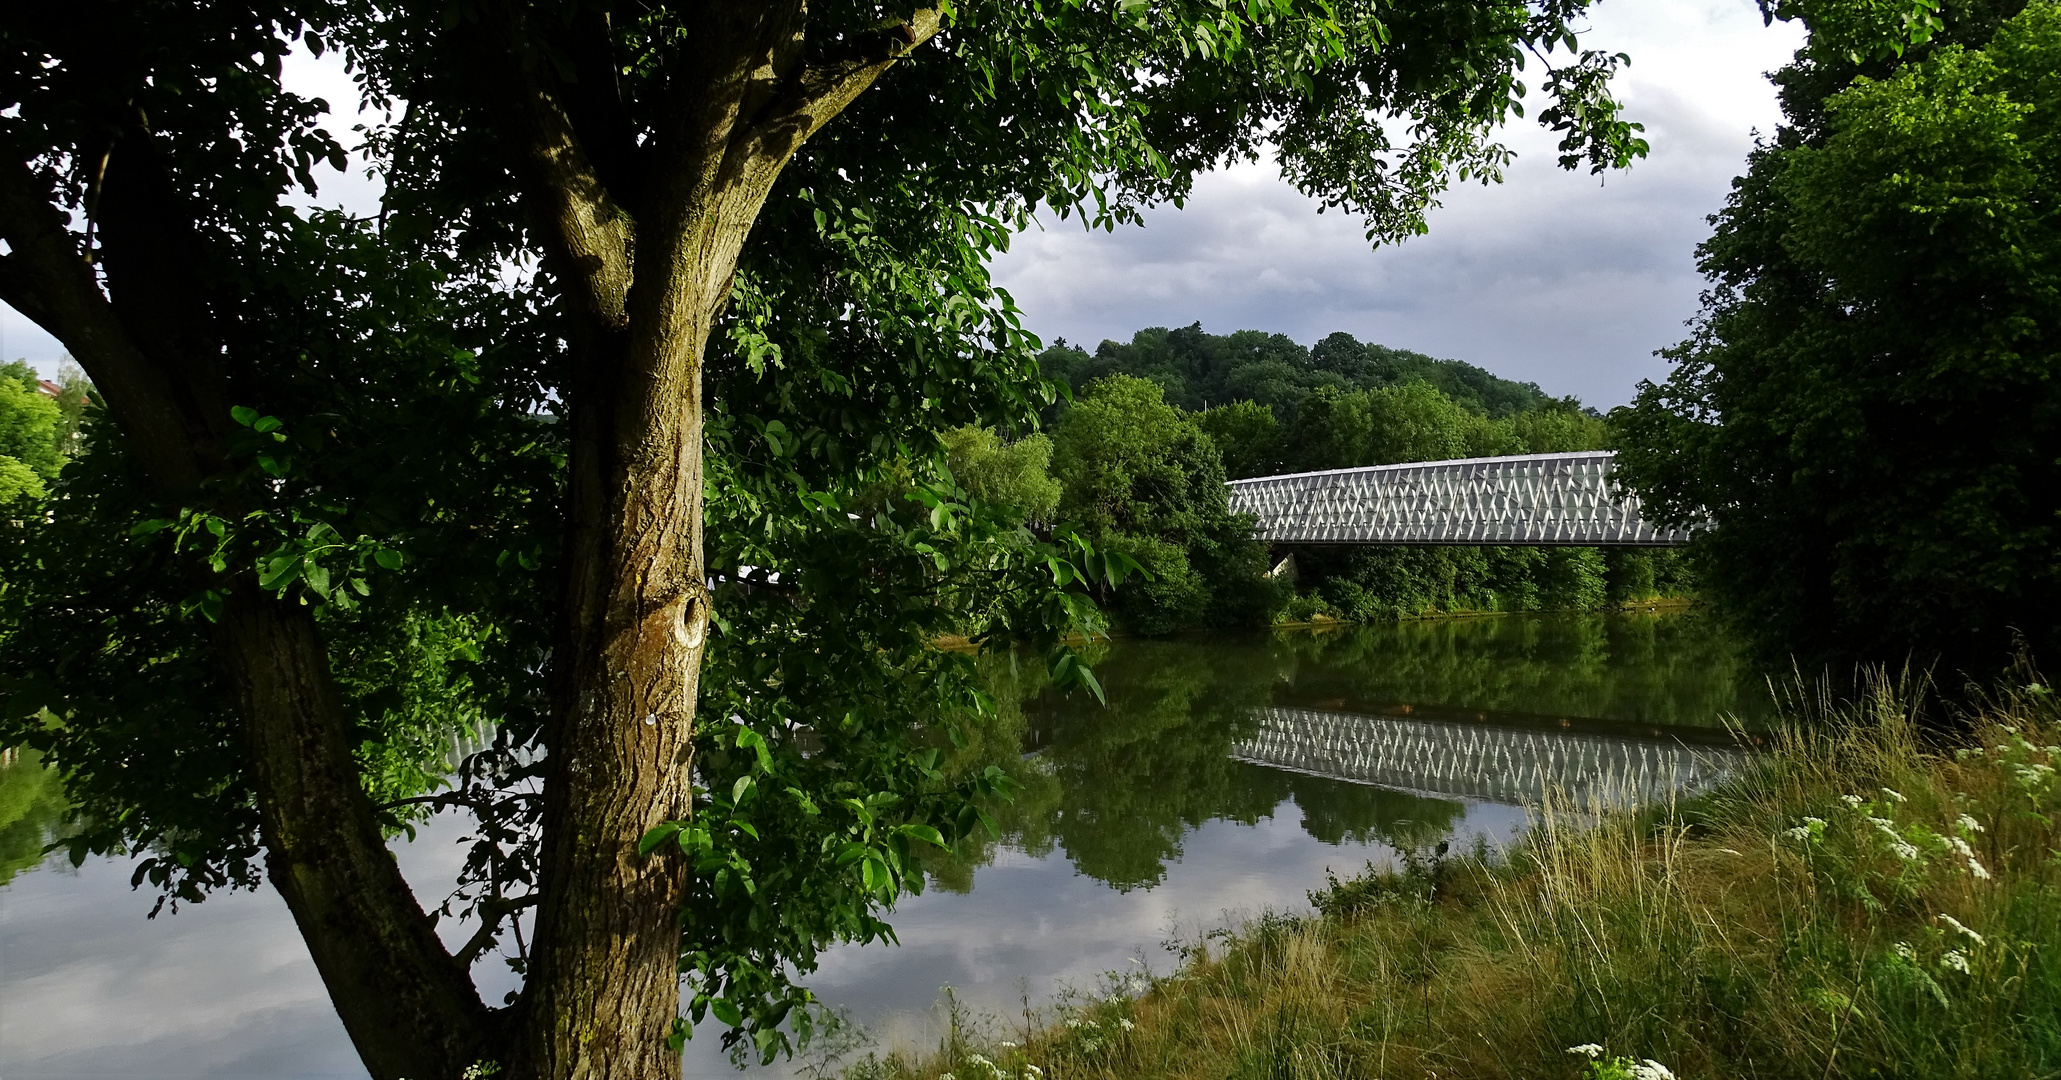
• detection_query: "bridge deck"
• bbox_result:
[1225,451,1691,546]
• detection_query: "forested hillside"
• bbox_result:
[1039,324,1559,420]
[1038,326,1609,479]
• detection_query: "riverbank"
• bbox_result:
[844,673,2061,1080]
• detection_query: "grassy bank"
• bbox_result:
[844,673,2061,1080]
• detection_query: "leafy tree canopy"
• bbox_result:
[1613,0,2061,678]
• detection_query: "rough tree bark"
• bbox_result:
[498,7,941,1074]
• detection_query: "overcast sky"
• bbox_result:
[1,0,1804,408]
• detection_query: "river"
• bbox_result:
[0,611,1771,1077]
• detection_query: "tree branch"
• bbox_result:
[0,152,215,494]
[453,893,541,967]
[486,4,637,331]
[743,10,945,163]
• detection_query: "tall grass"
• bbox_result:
[842,668,2061,1080]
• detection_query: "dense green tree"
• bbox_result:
[941,426,1062,524]
[1286,381,1523,472]
[1613,0,2059,677]
[0,1,1647,1075]
[1196,399,1285,480]
[1051,375,1278,633]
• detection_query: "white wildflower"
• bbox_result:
[1841,794,1867,808]
[999,1042,1019,1049]
[1024,1067,1044,1078]
[1939,915,1984,944]
[1891,839,1921,861]
[1950,837,1977,859]
[1566,1044,1606,1059]
[1868,816,1899,835]
[939,1074,955,1080]
[1941,950,1971,974]
[967,1054,992,1068]
[1956,814,1984,834]
[1119,1018,1135,1031]
[1804,816,1826,828]
[1783,825,1813,842]
[1968,857,1993,880]
[1882,787,1907,803]
[1630,1059,1677,1080]
[1893,942,1918,962]
[1064,1019,1083,1030]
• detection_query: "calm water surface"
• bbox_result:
[0,612,1771,1077]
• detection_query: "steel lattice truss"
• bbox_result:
[1225,451,1692,546]
[1233,707,1746,808]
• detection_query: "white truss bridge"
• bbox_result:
[1233,706,1747,808]
[1225,451,1691,546]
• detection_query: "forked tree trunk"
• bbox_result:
[509,192,758,1080]
[497,10,938,1070]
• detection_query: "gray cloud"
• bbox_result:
[989,0,1804,408]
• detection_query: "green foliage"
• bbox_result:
[1290,381,1525,471]
[1041,324,1558,427]
[1050,376,1280,634]
[1041,326,1632,629]
[1288,545,1643,622]
[942,426,1063,524]
[0,362,65,503]
[1613,0,2061,677]
[1195,400,1283,480]
[0,457,43,506]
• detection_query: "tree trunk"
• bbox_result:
[220,591,494,1079]
[494,10,941,1071]
[509,299,717,1077]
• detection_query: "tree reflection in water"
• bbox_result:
[920,612,1767,895]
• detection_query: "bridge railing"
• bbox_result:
[1225,451,1694,547]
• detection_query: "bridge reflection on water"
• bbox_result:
[1233,705,1750,808]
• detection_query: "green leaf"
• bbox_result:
[637,822,684,857]
[899,824,946,849]
[129,518,174,536]
[373,548,403,570]
[258,555,303,591]
[230,405,260,427]
[710,997,744,1027]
